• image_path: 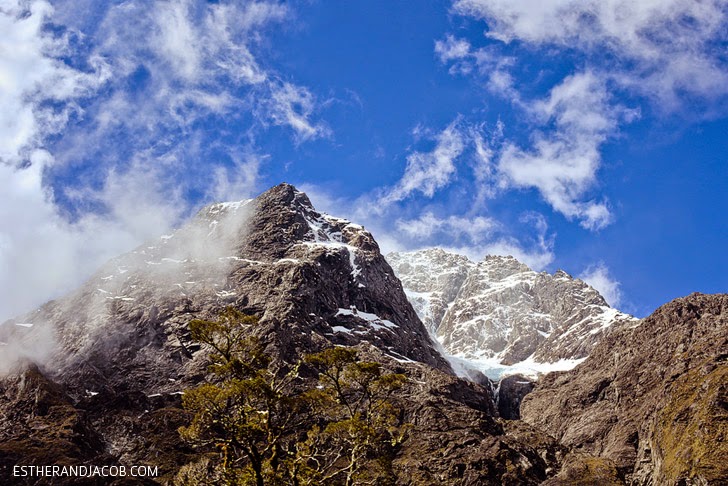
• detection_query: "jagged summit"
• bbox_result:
[387,248,638,376]
[0,184,574,484]
[1,183,722,484]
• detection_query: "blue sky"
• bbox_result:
[1,0,726,320]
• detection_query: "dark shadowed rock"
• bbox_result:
[0,361,108,484]
[355,344,565,485]
[1,183,449,400]
[496,374,536,420]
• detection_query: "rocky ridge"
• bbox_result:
[2,185,449,398]
[387,248,638,367]
[2,184,723,485]
[521,292,728,485]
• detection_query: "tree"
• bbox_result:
[176,308,408,486]
[177,308,302,486]
[289,348,408,486]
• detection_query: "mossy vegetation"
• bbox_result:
[654,364,728,484]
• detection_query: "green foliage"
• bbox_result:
[179,308,300,486]
[173,456,224,485]
[177,307,408,486]
[654,365,728,484]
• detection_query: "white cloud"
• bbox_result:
[494,72,629,230]
[266,81,330,142]
[579,262,623,307]
[155,0,204,82]
[453,0,728,107]
[434,35,517,98]
[301,180,553,272]
[396,212,497,244]
[211,154,262,203]
[0,0,110,166]
[0,0,323,322]
[87,0,322,139]
[381,118,466,204]
[297,117,555,269]
[434,35,471,62]
[452,238,553,271]
[439,0,728,234]
[395,211,553,270]
[452,211,555,270]
[0,157,186,322]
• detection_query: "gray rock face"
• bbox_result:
[387,249,638,366]
[496,374,536,420]
[386,248,472,334]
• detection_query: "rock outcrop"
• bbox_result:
[4,184,722,485]
[495,374,536,420]
[521,292,728,485]
[1,184,449,399]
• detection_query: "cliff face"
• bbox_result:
[521,292,728,485]
[0,184,565,485]
[387,249,637,366]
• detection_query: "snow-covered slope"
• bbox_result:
[387,249,638,378]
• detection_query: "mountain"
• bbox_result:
[520,292,728,485]
[0,184,565,484]
[387,249,638,375]
[3,184,723,485]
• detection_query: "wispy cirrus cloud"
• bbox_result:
[579,262,624,307]
[396,211,497,244]
[434,35,471,64]
[452,0,728,108]
[299,118,555,272]
[379,118,466,204]
[434,55,621,229]
[0,0,110,166]
[435,0,728,235]
[434,35,517,98]
[493,71,639,230]
[0,0,325,321]
[394,210,553,270]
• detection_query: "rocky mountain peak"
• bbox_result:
[0,185,578,484]
[387,249,638,377]
[0,183,722,485]
[480,254,532,280]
